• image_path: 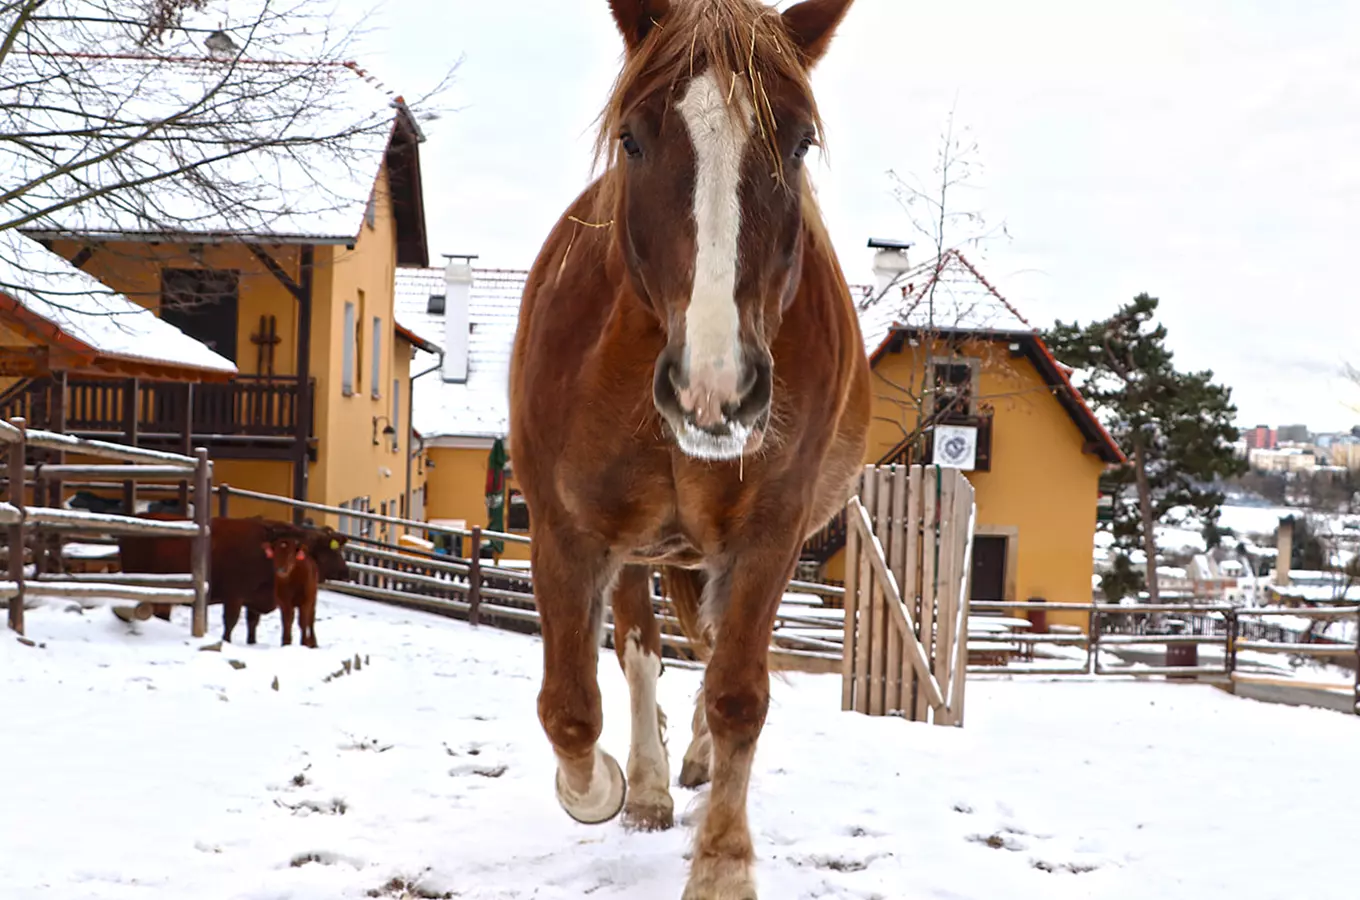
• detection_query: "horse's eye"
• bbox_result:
[620,132,642,159]
[793,136,814,161]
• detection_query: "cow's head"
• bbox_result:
[304,526,350,582]
[261,526,307,580]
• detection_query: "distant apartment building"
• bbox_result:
[1249,447,1318,472]
[1244,425,1277,450]
[1277,424,1311,443]
[1333,442,1360,471]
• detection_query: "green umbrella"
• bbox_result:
[484,437,508,555]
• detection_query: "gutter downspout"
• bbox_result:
[405,346,444,535]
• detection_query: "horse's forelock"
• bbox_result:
[589,0,823,222]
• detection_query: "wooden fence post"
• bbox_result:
[7,417,27,634]
[217,483,230,518]
[468,526,482,627]
[1353,606,1359,717]
[840,476,861,711]
[191,449,211,639]
[1225,609,1239,676]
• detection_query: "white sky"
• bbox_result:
[362,0,1360,432]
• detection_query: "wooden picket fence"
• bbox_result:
[842,464,976,725]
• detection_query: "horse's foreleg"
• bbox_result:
[611,565,673,831]
[535,528,625,825]
[683,548,796,900]
[679,686,712,789]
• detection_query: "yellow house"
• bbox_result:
[808,244,1126,631]
[3,51,439,527]
[395,259,531,561]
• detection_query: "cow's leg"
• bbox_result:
[611,565,673,831]
[679,686,712,789]
[222,598,241,643]
[278,599,294,646]
[535,524,624,825]
[301,596,317,648]
[682,544,798,900]
[246,608,260,645]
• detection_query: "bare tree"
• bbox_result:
[864,107,1025,464]
[0,0,458,315]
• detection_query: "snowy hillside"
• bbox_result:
[2,592,1357,900]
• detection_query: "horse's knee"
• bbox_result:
[703,683,768,747]
[538,683,603,761]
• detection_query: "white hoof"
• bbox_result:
[556,748,627,825]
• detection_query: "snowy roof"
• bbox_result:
[4,49,419,246]
[0,230,236,377]
[395,266,527,440]
[856,250,1036,358]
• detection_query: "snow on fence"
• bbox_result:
[214,484,847,673]
[841,464,976,726]
[1,417,211,637]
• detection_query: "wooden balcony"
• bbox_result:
[0,375,314,460]
[799,412,994,569]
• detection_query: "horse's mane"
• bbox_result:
[588,0,825,222]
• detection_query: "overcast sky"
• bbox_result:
[363,0,1360,432]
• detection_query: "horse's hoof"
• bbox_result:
[678,757,710,789]
[556,748,626,825]
[622,792,674,832]
[682,857,756,900]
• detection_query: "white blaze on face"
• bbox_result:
[676,69,753,431]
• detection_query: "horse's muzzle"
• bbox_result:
[653,345,772,460]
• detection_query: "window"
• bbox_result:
[365,193,376,229]
[427,293,445,314]
[930,356,979,418]
[341,301,356,395]
[371,316,382,398]
[508,488,530,531]
[356,290,366,395]
[392,378,400,449]
[159,268,241,362]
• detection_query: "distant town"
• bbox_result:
[1238,423,1360,474]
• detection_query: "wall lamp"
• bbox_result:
[372,415,397,448]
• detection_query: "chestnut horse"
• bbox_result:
[508,1,869,896]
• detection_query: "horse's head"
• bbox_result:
[599,0,853,460]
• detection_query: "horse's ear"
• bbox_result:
[608,0,670,52]
[781,0,855,68]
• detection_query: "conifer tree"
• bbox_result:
[1045,293,1247,602]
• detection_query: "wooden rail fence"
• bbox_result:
[215,484,847,672]
[0,417,212,636]
[842,464,976,725]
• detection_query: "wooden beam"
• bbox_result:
[69,246,97,269]
[245,243,305,301]
[292,244,314,523]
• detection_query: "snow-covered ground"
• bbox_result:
[3,592,1359,900]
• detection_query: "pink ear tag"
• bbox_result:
[295,548,306,561]
[263,544,274,558]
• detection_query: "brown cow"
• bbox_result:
[118,515,309,643]
[254,525,349,648]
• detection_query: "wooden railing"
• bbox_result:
[0,417,213,636]
[0,375,312,443]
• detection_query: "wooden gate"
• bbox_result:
[841,464,976,725]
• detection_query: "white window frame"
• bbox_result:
[371,315,382,398]
[342,301,356,396]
